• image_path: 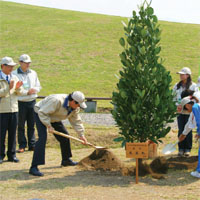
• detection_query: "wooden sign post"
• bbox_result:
[126,143,149,184]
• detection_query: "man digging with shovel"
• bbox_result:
[29,91,88,176]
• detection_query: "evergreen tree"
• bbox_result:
[112,1,176,146]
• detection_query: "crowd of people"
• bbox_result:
[0,56,200,178]
[0,55,88,176]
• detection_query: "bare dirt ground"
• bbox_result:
[0,130,200,200]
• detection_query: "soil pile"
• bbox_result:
[150,157,168,174]
[78,149,124,171]
[167,156,198,170]
[78,150,198,179]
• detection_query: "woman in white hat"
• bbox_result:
[173,67,199,156]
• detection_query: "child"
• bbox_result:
[179,96,200,178]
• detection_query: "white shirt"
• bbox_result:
[193,91,200,102]
[182,112,196,136]
[173,82,199,106]
[12,68,41,102]
[173,82,199,114]
[0,71,11,82]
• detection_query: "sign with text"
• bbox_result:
[126,142,148,158]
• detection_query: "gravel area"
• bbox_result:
[63,113,178,129]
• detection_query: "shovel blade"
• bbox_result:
[162,143,176,155]
[95,146,107,150]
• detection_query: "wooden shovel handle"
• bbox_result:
[53,130,84,143]
[52,130,95,148]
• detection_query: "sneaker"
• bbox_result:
[184,152,190,157]
[178,151,184,156]
[191,171,200,178]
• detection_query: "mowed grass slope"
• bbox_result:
[0,1,200,107]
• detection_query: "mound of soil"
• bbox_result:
[78,150,198,179]
[78,149,124,171]
[121,161,150,176]
[150,157,168,174]
[167,156,198,170]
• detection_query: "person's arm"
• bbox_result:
[0,81,9,97]
[68,109,87,144]
[37,98,59,129]
[11,76,28,96]
[32,72,41,93]
[27,72,41,95]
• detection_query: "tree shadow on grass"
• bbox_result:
[18,168,199,190]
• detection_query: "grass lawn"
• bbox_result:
[0,1,200,107]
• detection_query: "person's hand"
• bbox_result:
[28,88,37,95]
[80,135,88,144]
[177,105,182,113]
[195,134,200,139]
[9,80,14,90]
[47,125,54,133]
[178,134,186,142]
[15,81,23,90]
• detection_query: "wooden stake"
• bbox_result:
[136,158,139,184]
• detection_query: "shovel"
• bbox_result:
[52,130,107,150]
[162,141,179,155]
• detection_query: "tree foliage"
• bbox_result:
[111,1,176,146]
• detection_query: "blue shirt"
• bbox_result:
[192,103,200,135]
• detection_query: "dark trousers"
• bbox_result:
[0,112,18,159]
[18,100,36,149]
[31,112,72,167]
[177,114,192,152]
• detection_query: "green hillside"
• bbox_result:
[0,1,200,107]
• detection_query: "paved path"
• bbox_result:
[63,113,178,129]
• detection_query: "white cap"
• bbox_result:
[1,57,17,66]
[197,76,200,87]
[72,91,87,109]
[177,67,191,75]
[181,96,193,112]
[19,54,31,63]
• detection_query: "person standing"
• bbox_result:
[0,57,26,164]
[13,54,41,153]
[29,91,88,176]
[173,67,199,156]
[197,76,200,88]
[178,96,200,178]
